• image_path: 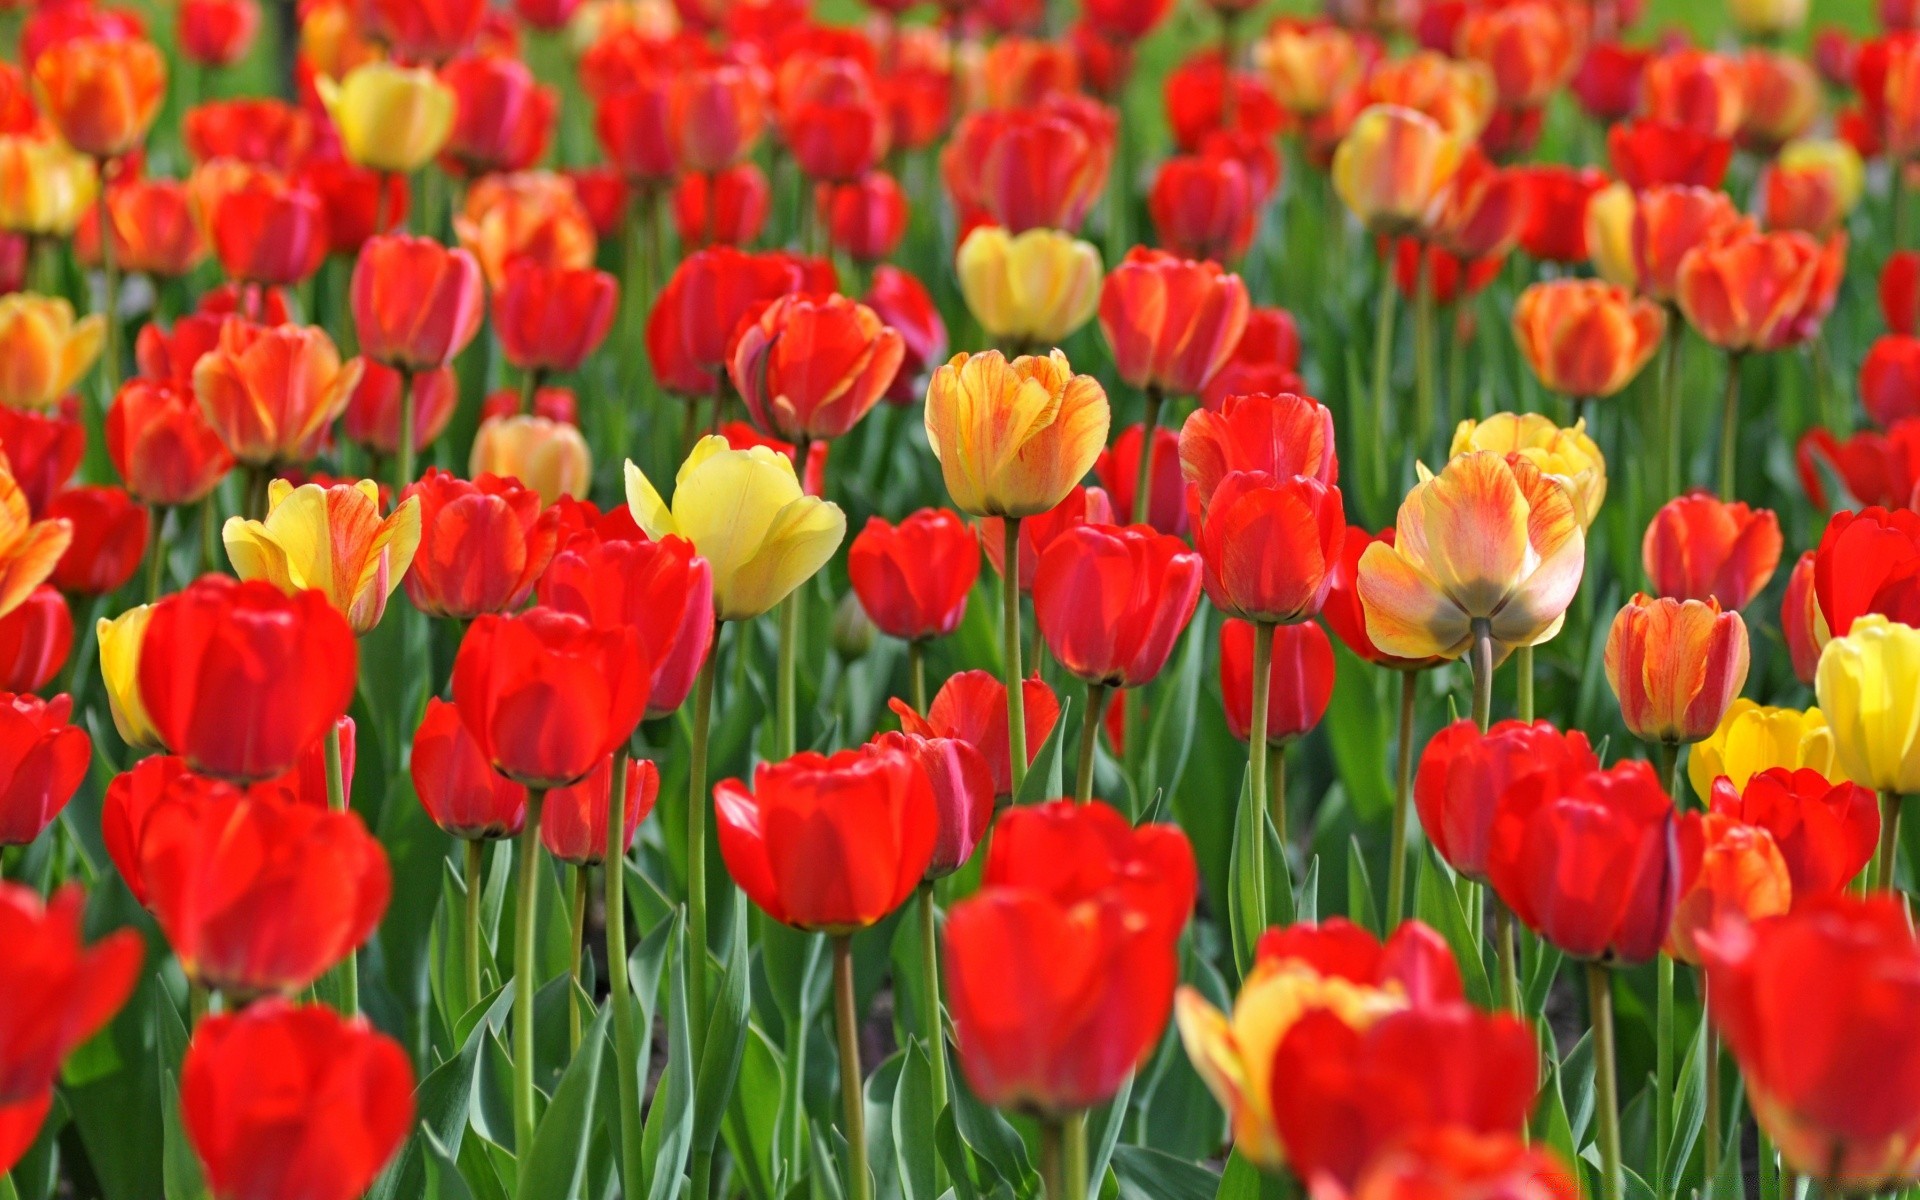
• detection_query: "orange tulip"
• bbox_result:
[1641,49,1745,139]
[1097,248,1250,398]
[1455,0,1586,111]
[1363,50,1496,140]
[1674,229,1823,353]
[468,414,591,505]
[32,36,166,160]
[1254,19,1369,118]
[1642,493,1783,611]
[1332,104,1465,236]
[1604,593,1751,746]
[192,320,364,467]
[1666,811,1791,965]
[0,461,70,621]
[1588,183,1747,301]
[1739,51,1821,154]
[80,178,206,278]
[1511,280,1666,399]
[923,350,1111,519]
[452,170,596,288]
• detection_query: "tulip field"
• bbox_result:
[10,0,1920,1197]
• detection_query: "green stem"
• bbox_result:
[1132,386,1163,526]
[1516,644,1534,723]
[1002,518,1028,795]
[1269,743,1287,855]
[1040,1119,1066,1200]
[1371,261,1400,499]
[916,883,949,1187]
[777,585,801,760]
[687,647,717,1046]
[833,935,871,1200]
[1718,353,1743,500]
[1248,621,1275,918]
[1896,160,1909,252]
[323,723,357,1017]
[1064,1111,1089,1200]
[1469,618,1494,733]
[1074,682,1107,803]
[1494,899,1521,1012]
[1588,962,1624,1200]
[1414,249,1436,454]
[567,864,586,1052]
[144,506,166,601]
[605,751,644,1200]
[513,789,547,1186]
[1705,1008,1722,1194]
[907,639,927,714]
[464,838,484,1012]
[1387,669,1417,927]
[188,982,209,1029]
[519,365,542,415]
[396,365,416,502]
[199,494,216,573]
[1661,314,1684,499]
[1874,790,1904,891]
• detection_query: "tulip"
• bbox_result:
[0,693,87,846]
[1221,618,1335,746]
[1323,526,1445,672]
[1667,811,1792,965]
[1179,391,1339,501]
[318,61,456,175]
[349,235,486,371]
[1813,507,1920,641]
[453,171,598,288]
[0,464,69,623]
[223,479,420,635]
[1514,165,1606,264]
[1768,141,1865,239]
[401,470,561,621]
[1202,308,1304,411]
[889,669,1061,799]
[1354,1130,1579,1200]
[469,415,592,506]
[1643,50,1745,139]
[104,380,233,509]
[645,246,809,378]
[0,295,105,411]
[94,604,159,751]
[1255,19,1368,117]
[669,61,768,174]
[943,101,1114,234]
[1177,918,1462,1168]
[0,587,68,693]
[1731,0,1808,35]
[924,349,1111,520]
[1092,426,1183,536]
[1146,152,1264,265]
[138,783,389,994]
[45,485,148,597]
[1357,453,1585,669]
[1675,229,1824,354]
[847,509,979,648]
[1690,700,1843,802]
[300,157,408,254]
[181,97,313,169]
[80,178,205,278]
[955,226,1103,350]
[780,57,890,184]
[0,406,82,518]
[1167,54,1286,148]
[1455,0,1581,110]
[205,171,330,287]
[0,884,141,1175]
[1332,104,1464,236]
[181,1001,414,1200]
[1573,43,1650,123]
[1861,338,1920,429]
[32,36,165,160]
[1426,148,1528,263]
[138,576,357,782]
[865,731,994,879]
[1817,614,1920,886]
[439,54,556,178]
[1414,718,1599,882]
[1604,593,1751,747]
[594,77,676,184]
[1448,412,1608,530]
[1511,280,1666,401]
[1188,471,1345,624]
[1739,51,1820,155]
[1601,184,1748,303]
[0,136,98,238]
[1784,551,1821,685]
[1636,495,1778,615]
[1098,249,1250,412]
[177,0,258,66]
[677,165,772,249]
[978,486,1118,594]
[411,697,528,841]
[821,172,905,263]
[494,261,620,379]
[342,363,459,460]
[728,292,904,444]
[193,319,362,469]
[1700,896,1920,1191]
[542,754,658,865]
[1710,768,1879,906]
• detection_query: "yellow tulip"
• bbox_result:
[318,61,455,174]
[0,459,70,620]
[1356,451,1586,661]
[1331,104,1464,237]
[97,604,162,751]
[1175,959,1405,1170]
[1584,181,1638,289]
[0,294,104,410]
[223,478,422,634]
[1778,138,1867,215]
[0,135,97,236]
[1729,0,1807,38]
[1815,615,1920,795]
[1450,412,1608,529]
[954,225,1102,349]
[469,414,592,506]
[1687,698,1842,800]
[625,435,846,622]
[923,348,1111,519]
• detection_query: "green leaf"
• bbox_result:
[1212,1150,1285,1200]
[160,1071,207,1200]
[1111,1146,1218,1200]
[948,1053,1032,1190]
[722,1023,786,1200]
[422,1127,478,1200]
[640,916,694,1200]
[1323,643,1394,820]
[1140,611,1209,810]
[1412,848,1493,1009]
[1345,836,1379,936]
[368,999,487,1200]
[1014,696,1071,806]
[861,1048,904,1200]
[935,1105,983,1200]
[892,1041,937,1200]
[516,1003,609,1200]
[694,900,753,1157]
[1085,1072,1133,1196]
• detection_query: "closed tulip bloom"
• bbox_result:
[493,261,619,377]
[1700,896,1920,1191]
[1814,507,1920,641]
[182,1000,413,1200]
[32,36,165,159]
[943,101,1114,234]
[670,61,768,174]
[318,62,455,175]
[0,587,68,694]
[177,0,258,66]
[1487,759,1680,962]
[646,246,809,378]
[1740,51,1821,154]
[924,349,1111,519]
[301,158,407,254]
[1710,768,1880,905]
[0,406,82,517]
[982,798,1197,932]
[1147,151,1264,265]
[1763,142,1864,240]
[193,320,362,468]
[1221,618,1335,745]
[542,754,658,865]
[1690,700,1843,800]
[138,783,389,994]
[1098,249,1250,398]
[1358,453,1585,661]
[1455,0,1582,110]
[1332,104,1465,236]
[956,226,1103,348]
[1783,551,1821,686]
[1511,280,1666,400]
[1816,615,1920,795]
[979,486,1117,593]
[1416,719,1599,881]
[1095,425,1185,536]
[95,604,159,750]
[677,165,773,249]
[1667,811,1793,965]
[451,608,649,788]
[1449,412,1608,529]
[1513,165,1607,264]
[105,379,234,507]
[45,486,148,597]
[847,509,979,643]
[469,415,591,506]
[0,884,141,1174]
[1572,42,1651,123]
[1860,338,1920,428]
[716,745,936,932]
[1642,50,1745,139]
[536,528,714,718]
[1355,1129,1580,1200]
[1189,471,1345,624]
[1675,230,1824,353]
[0,136,97,237]
[594,77,676,184]
[138,577,357,782]
[349,235,485,371]
[342,363,458,459]
[1605,593,1751,746]
[865,730,993,879]
[1255,19,1368,117]
[625,435,844,622]
[223,479,420,635]
[1426,149,1528,262]
[439,54,555,178]
[1033,524,1202,689]
[1616,184,1748,303]
[401,470,560,621]
[0,295,104,411]
[729,292,904,443]
[822,172,905,263]
[83,177,205,277]
[453,171,598,288]
[890,669,1061,798]
[410,698,527,839]
[1639,493,1781,612]
[0,693,87,846]
[205,172,329,287]
[1179,391,1340,502]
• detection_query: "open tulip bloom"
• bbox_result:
[10,8,1920,1200]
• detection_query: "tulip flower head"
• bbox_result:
[1415,718,1600,881]
[0,135,98,238]
[1689,700,1843,801]
[728,292,905,443]
[0,294,105,411]
[192,319,363,468]
[1220,618,1335,746]
[847,509,979,644]
[1816,615,1920,796]
[349,235,486,371]
[1642,493,1783,611]
[1511,280,1666,401]
[32,36,166,161]
[1448,412,1608,529]
[1032,523,1203,689]
[955,226,1103,349]
[470,414,592,506]
[0,586,70,694]
[542,754,659,865]
[402,470,562,621]
[1098,249,1251,398]
[923,349,1111,520]
[1666,811,1792,965]
[0,693,88,847]
[1709,768,1880,903]
[0,462,70,622]
[224,479,421,636]
[890,669,1061,798]
[1604,593,1751,747]
[318,61,457,175]
[1332,104,1465,236]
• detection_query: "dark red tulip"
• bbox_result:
[541,754,658,866]
[139,576,358,783]
[44,486,149,597]
[493,260,619,376]
[1032,524,1202,689]
[890,669,1061,798]
[439,53,555,179]
[1085,0,1174,40]
[0,404,84,517]
[847,509,979,643]
[1710,767,1880,904]
[410,699,528,840]
[536,530,714,718]
[0,587,71,694]
[1572,42,1650,123]
[1221,618,1335,745]
[863,265,947,405]
[0,693,88,847]
[673,164,771,249]
[1813,507,1920,639]
[865,730,993,879]
[1418,719,1601,882]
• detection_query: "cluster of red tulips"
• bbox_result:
[3,0,1920,1197]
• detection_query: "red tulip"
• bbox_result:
[1883,250,1920,335]
[1701,896,1920,1191]
[0,884,141,1175]
[1098,248,1251,399]
[1202,308,1305,412]
[1179,391,1340,502]
[138,782,388,994]
[890,670,1060,798]
[182,1001,413,1200]
[1515,165,1607,263]
[1487,758,1679,963]
[1221,618,1335,745]
[864,730,993,879]
[673,164,771,249]
[1797,423,1920,511]
[1094,425,1185,536]
[979,486,1117,594]
[209,172,329,286]
[1783,551,1821,685]
[820,173,906,264]
[1189,472,1345,624]
[847,509,978,643]
[493,260,619,376]
[1032,524,1202,689]
[340,362,459,458]
[0,406,83,518]
[669,60,768,174]
[298,157,408,255]
[541,753,659,866]
[779,55,890,183]
[565,166,630,240]
[1148,152,1263,264]
[647,246,809,378]
[1673,229,1825,353]
[1642,492,1783,610]
[450,608,649,789]
[984,798,1198,932]
[177,0,257,66]
[1861,336,1920,428]
[183,98,312,170]
[410,699,528,840]
[715,744,936,931]
[594,76,676,184]
[0,693,88,847]
[1667,809,1793,965]
[101,755,194,905]
[943,99,1114,234]
[1813,506,1920,639]
[362,0,483,61]
[1415,719,1599,882]
[1709,767,1879,904]
[105,379,233,508]
[350,234,486,371]
[401,469,561,620]
[864,266,947,405]
[45,486,148,596]
[1085,0,1173,40]
[1384,238,1508,306]
[439,53,555,179]
[1608,119,1735,190]
[1572,42,1650,123]
[1165,52,1284,150]
[140,576,358,783]
[1254,917,1463,999]
[1354,1129,1579,1200]
[0,587,70,694]
[728,292,904,443]
[536,531,714,718]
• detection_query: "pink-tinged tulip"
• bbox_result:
[1605,593,1752,746]
[865,730,993,880]
[890,669,1060,798]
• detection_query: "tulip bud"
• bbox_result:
[319,61,456,175]
[1605,593,1751,747]
[831,590,875,661]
